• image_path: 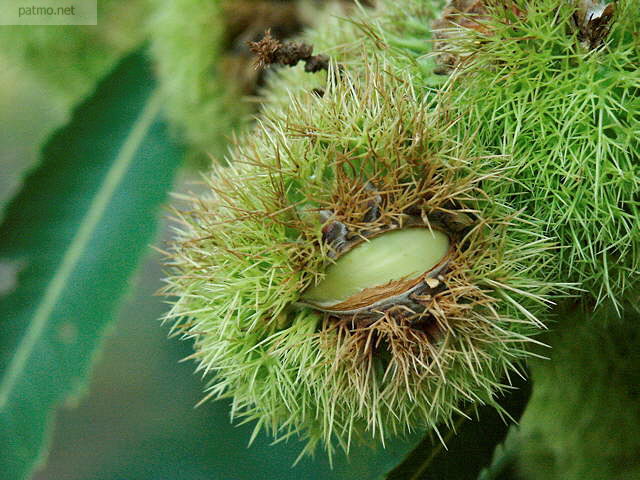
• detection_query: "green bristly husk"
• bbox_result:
[162,1,566,456]
[155,0,640,468]
[428,0,640,308]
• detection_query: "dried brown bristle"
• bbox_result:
[432,0,618,75]
[432,1,525,74]
[248,29,331,72]
[574,1,616,49]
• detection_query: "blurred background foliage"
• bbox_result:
[1,0,639,479]
[0,55,64,218]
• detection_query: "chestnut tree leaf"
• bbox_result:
[0,51,183,480]
[477,427,522,480]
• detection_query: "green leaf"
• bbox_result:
[385,377,531,480]
[477,427,521,480]
[0,51,183,480]
[0,55,67,223]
